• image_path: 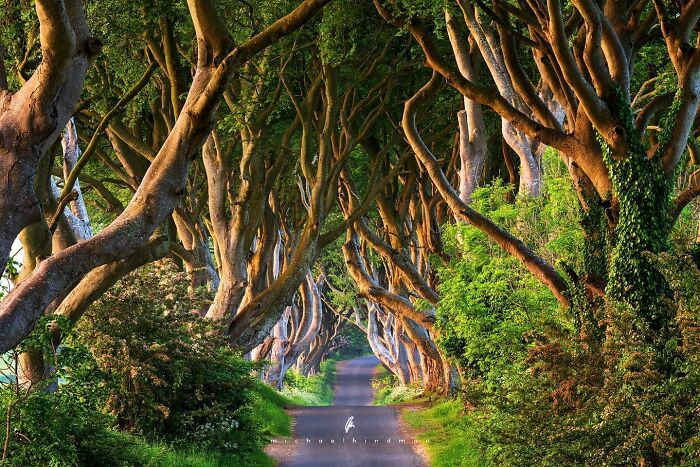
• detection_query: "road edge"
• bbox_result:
[396,403,431,467]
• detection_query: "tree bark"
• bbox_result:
[0,0,97,277]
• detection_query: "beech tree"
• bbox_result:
[0,0,99,276]
[373,0,700,334]
[224,37,405,352]
[0,0,332,353]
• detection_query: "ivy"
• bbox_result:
[600,87,681,337]
[579,191,610,281]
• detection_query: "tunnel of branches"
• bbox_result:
[3,0,700,464]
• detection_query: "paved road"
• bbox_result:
[272,356,426,467]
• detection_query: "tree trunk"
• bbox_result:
[0,0,96,278]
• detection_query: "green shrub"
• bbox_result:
[373,383,422,406]
[74,265,265,454]
[0,323,142,467]
[371,366,422,405]
[436,171,568,399]
[2,391,156,466]
[280,360,336,406]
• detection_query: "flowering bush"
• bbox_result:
[371,370,422,405]
[0,319,144,466]
[73,263,265,454]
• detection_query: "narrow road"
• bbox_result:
[271,356,426,467]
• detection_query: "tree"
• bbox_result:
[0,0,332,354]
[375,0,700,337]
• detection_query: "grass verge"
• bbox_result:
[372,364,423,406]
[402,399,485,467]
[279,359,337,406]
[132,440,268,467]
[127,380,294,466]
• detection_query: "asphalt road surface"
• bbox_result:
[271,355,426,467]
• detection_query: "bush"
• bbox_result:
[467,253,700,466]
[371,366,422,405]
[0,264,280,465]
[436,172,567,399]
[0,324,142,467]
[0,388,144,467]
[74,264,265,454]
[373,383,422,406]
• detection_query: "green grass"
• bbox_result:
[127,360,339,465]
[372,364,423,406]
[132,441,269,467]
[403,399,485,467]
[279,359,337,406]
[254,382,294,437]
[122,380,295,466]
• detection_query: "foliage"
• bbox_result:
[372,365,422,406]
[0,387,142,467]
[435,148,700,465]
[0,351,284,467]
[436,156,575,396]
[601,89,679,334]
[280,359,337,406]
[0,319,145,466]
[73,265,263,454]
[1,263,300,465]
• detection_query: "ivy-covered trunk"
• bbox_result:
[602,97,678,339]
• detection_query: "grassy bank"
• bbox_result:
[129,380,294,466]
[279,359,337,406]
[371,365,485,466]
[372,364,422,406]
[402,399,485,467]
[132,441,266,467]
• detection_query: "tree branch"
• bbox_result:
[48,191,79,232]
[54,234,169,325]
[355,217,439,305]
[26,0,77,105]
[489,5,562,130]
[670,167,700,221]
[393,8,575,155]
[193,0,332,118]
[342,231,436,329]
[636,92,674,135]
[55,60,158,212]
[679,0,700,42]
[403,72,570,307]
[546,0,613,135]
[574,0,630,94]
[187,0,233,67]
[0,0,330,356]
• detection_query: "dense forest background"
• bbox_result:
[0,0,700,465]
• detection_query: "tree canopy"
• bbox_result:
[1,0,700,465]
